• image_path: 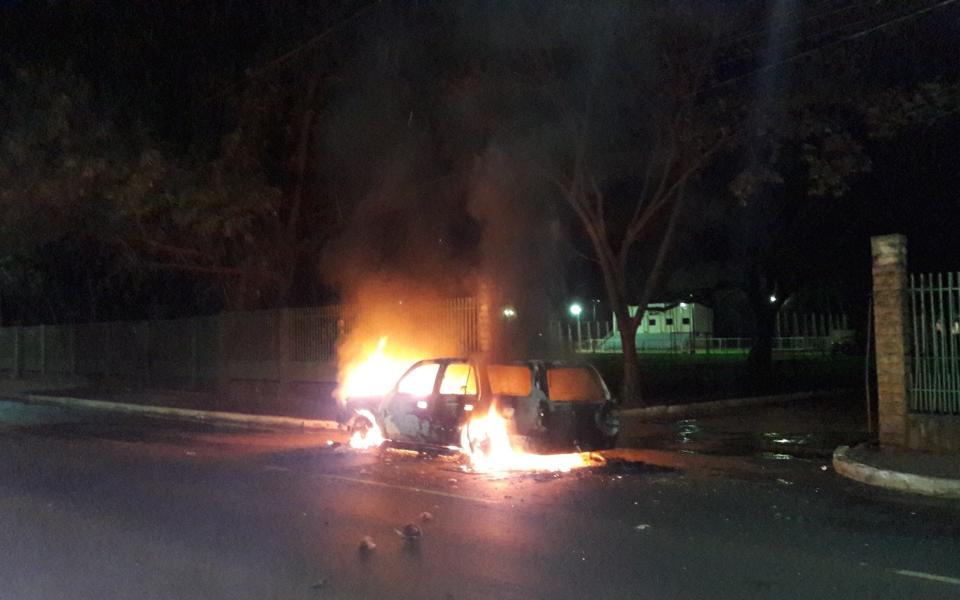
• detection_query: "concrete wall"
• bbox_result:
[906,415,960,452]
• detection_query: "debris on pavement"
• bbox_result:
[776,478,795,485]
[634,524,651,531]
[396,523,423,541]
[358,536,377,552]
[310,577,329,591]
[419,511,434,522]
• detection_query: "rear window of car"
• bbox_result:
[546,367,605,402]
[487,364,532,396]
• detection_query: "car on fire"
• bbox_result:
[344,357,619,453]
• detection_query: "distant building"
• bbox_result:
[606,302,714,351]
[629,302,714,336]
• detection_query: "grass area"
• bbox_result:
[587,352,864,406]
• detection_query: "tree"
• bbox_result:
[728,37,960,382]
[0,66,147,323]
[540,5,740,404]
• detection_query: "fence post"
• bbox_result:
[70,324,77,377]
[144,321,152,387]
[871,234,909,446]
[215,313,229,392]
[12,326,21,380]
[278,308,292,387]
[190,317,199,390]
[39,324,46,376]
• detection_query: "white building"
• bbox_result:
[612,302,714,336]
[597,302,713,351]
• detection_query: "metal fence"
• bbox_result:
[909,272,960,415]
[0,298,481,390]
[557,321,834,355]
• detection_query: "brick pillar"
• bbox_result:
[871,234,909,446]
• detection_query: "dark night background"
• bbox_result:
[0,0,957,342]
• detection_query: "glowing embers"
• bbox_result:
[461,405,595,473]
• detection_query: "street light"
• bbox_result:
[769,294,777,304]
[569,302,583,351]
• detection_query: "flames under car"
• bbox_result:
[343,357,619,453]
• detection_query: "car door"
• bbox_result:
[380,361,442,443]
[432,361,479,444]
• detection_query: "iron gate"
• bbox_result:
[909,272,960,415]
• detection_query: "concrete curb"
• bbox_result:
[832,445,960,499]
[20,394,341,433]
[616,390,829,420]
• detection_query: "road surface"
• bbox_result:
[0,399,957,599]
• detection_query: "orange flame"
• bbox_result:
[461,405,593,473]
[337,336,422,403]
[348,408,385,450]
[340,337,598,472]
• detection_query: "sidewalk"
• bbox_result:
[833,444,960,499]
[0,378,341,433]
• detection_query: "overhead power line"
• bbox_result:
[203,0,382,103]
[243,0,383,82]
[704,0,960,95]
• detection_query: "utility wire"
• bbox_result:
[718,0,940,73]
[202,0,382,103]
[703,0,960,96]
[721,0,872,47]
[242,0,382,82]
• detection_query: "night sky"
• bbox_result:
[0,0,957,335]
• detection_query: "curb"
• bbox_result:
[617,390,828,420]
[832,445,960,499]
[20,393,341,433]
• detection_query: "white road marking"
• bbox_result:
[893,569,960,586]
[318,474,501,505]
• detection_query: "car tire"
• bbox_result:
[347,411,377,446]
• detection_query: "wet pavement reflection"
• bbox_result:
[621,394,870,460]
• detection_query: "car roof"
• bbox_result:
[491,359,593,368]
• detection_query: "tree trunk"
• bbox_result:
[618,317,642,405]
[748,301,776,393]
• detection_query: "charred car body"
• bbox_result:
[344,357,619,452]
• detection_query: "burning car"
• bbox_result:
[345,357,619,454]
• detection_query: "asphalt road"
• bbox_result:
[0,400,958,600]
